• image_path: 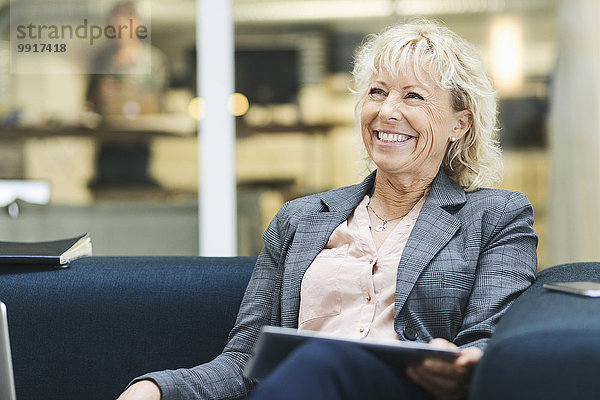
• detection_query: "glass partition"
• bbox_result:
[0,0,559,265]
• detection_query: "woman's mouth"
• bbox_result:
[374,130,414,144]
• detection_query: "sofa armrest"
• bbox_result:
[469,262,600,400]
[0,256,255,400]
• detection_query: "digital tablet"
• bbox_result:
[243,326,459,381]
[543,281,600,297]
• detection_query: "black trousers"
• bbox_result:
[249,340,434,400]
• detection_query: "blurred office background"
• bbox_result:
[0,0,597,269]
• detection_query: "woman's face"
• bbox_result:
[360,67,471,179]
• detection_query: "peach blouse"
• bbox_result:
[298,194,426,340]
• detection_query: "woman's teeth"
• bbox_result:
[377,131,412,142]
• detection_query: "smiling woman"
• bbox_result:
[352,18,502,192]
[119,18,538,400]
[360,68,472,187]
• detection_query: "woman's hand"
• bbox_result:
[405,338,483,400]
[116,380,161,400]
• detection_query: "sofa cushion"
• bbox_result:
[0,256,256,400]
[469,262,600,400]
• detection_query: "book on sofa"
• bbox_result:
[0,233,92,266]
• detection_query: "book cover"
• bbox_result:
[0,233,92,266]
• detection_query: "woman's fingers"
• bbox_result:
[405,339,483,399]
[456,346,483,367]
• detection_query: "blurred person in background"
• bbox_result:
[86,0,168,116]
[118,18,537,400]
[86,1,168,189]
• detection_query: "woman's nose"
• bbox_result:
[378,96,403,122]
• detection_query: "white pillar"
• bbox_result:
[547,0,600,264]
[197,0,237,256]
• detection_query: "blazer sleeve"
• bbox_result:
[129,205,291,400]
[454,191,538,350]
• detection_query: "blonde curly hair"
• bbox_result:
[352,18,502,191]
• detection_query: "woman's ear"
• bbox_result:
[453,110,473,139]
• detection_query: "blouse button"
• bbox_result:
[365,295,371,302]
[359,328,364,333]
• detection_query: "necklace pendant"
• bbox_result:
[374,220,387,232]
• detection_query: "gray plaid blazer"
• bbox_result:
[140,169,538,400]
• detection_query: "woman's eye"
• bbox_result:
[406,92,424,100]
[369,87,386,97]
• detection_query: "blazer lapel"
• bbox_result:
[280,172,376,327]
[394,170,466,317]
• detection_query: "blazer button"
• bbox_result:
[403,326,418,341]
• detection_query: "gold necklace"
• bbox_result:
[367,201,405,232]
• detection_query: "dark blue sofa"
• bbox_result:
[1,257,599,399]
[0,256,255,400]
[469,262,600,400]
